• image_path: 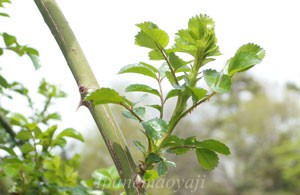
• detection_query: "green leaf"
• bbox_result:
[204,69,231,93]
[10,113,28,126]
[119,63,157,79]
[40,125,58,148]
[165,89,180,101]
[175,14,220,59]
[144,169,159,182]
[184,136,198,146]
[162,135,190,155]
[169,52,184,70]
[161,135,184,148]
[0,12,9,17]
[3,33,16,46]
[147,104,162,113]
[44,125,58,138]
[85,88,132,106]
[20,143,35,153]
[167,147,190,155]
[142,118,168,140]
[188,87,207,102]
[165,71,176,86]
[0,0,11,8]
[27,51,41,70]
[228,43,265,77]
[56,128,84,142]
[196,148,219,170]
[0,75,9,88]
[16,130,32,140]
[176,65,191,73]
[135,21,169,49]
[33,126,42,138]
[149,49,164,60]
[51,137,67,148]
[133,140,146,154]
[139,62,159,73]
[3,163,22,177]
[44,112,61,122]
[146,153,162,165]
[0,146,17,156]
[122,106,145,120]
[197,139,230,156]
[126,84,160,97]
[38,79,66,98]
[158,161,168,176]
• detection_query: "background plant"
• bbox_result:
[0,2,88,194]
[0,46,87,194]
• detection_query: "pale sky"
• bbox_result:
[1,0,300,132]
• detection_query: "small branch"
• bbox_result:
[167,145,197,151]
[121,103,143,123]
[39,96,52,122]
[157,92,216,150]
[179,91,216,120]
[156,44,179,85]
[157,78,164,118]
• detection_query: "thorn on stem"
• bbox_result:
[76,85,91,110]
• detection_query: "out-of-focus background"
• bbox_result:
[1,0,300,194]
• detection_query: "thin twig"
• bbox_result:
[179,91,216,120]
[156,44,179,85]
[120,103,143,123]
[157,78,164,118]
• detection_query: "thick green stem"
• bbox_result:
[157,50,206,149]
[33,1,144,194]
[156,94,187,149]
